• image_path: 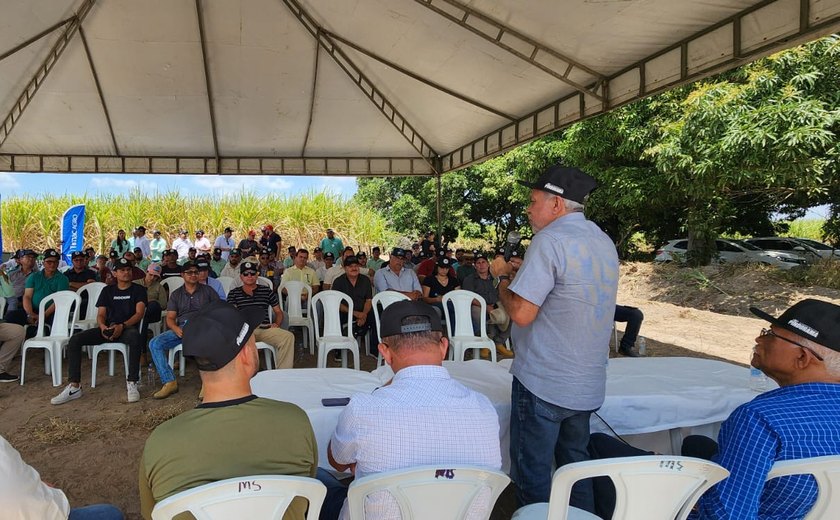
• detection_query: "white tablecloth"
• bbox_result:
[251,357,767,470]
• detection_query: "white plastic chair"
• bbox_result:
[256,341,277,370]
[168,343,186,377]
[0,297,6,319]
[75,282,107,330]
[217,276,234,295]
[310,290,359,369]
[347,465,510,520]
[278,281,314,355]
[159,277,184,330]
[257,276,274,291]
[151,474,326,520]
[19,290,82,387]
[767,455,840,520]
[90,318,144,388]
[371,291,410,366]
[442,290,496,362]
[511,456,729,520]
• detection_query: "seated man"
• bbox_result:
[280,248,319,295]
[372,248,421,300]
[219,248,243,279]
[330,255,376,355]
[323,300,502,520]
[614,304,644,357]
[148,262,221,399]
[461,253,511,358]
[11,249,69,335]
[158,250,182,279]
[588,299,840,520]
[139,302,317,520]
[196,258,226,300]
[51,258,146,405]
[0,322,26,383]
[226,261,295,369]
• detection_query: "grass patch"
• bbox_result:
[772,259,840,290]
[32,417,89,445]
[114,403,188,431]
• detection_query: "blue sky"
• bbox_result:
[0,172,359,198]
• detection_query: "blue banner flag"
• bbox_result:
[60,204,86,264]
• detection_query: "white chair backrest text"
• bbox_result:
[347,465,510,520]
[514,456,729,520]
[151,474,326,520]
[767,455,840,520]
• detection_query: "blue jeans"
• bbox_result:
[68,504,124,520]
[510,377,595,513]
[149,330,181,384]
[315,468,348,520]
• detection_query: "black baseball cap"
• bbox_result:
[518,164,597,204]
[240,261,258,275]
[391,248,406,258]
[179,229,188,234]
[437,257,452,267]
[113,258,132,270]
[475,253,488,261]
[224,227,234,233]
[344,255,360,266]
[153,230,161,235]
[163,249,177,256]
[181,261,198,270]
[510,250,521,259]
[109,250,119,258]
[260,248,271,256]
[18,249,36,258]
[183,302,264,371]
[750,299,840,352]
[71,251,87,259]
[324,252,335,259]
[195,259,211,271]
[213,247,222,255]
[196,229,204,235]
[380,301,443,338]
[230,248,241,256]
[43,248,60,260]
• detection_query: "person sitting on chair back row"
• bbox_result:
[588,299,840,520]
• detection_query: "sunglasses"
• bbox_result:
[242,272,258,277]
[759,328,824,361]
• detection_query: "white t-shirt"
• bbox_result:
[213,235,235,261]
[0,435,70,519]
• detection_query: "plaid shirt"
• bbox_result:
[692,382,840,519]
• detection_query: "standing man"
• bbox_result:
[237,230,260,259]
[319,228,343,259]
[51,258,147,405]
[491,165,619,513]
[148,261,221,399]
[213,227,235,261]
[172,230,192,261]
[259,225,282,253]
[159,250,182,279]
[133,226,151,259]
[193,230,211,256]
[149,230,167,262]
[227,261,295,369]
[373,248,421,300]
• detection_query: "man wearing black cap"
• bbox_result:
[322,248,353,290]
[132,226,151,259]
[227,262,295,369]
[331,256,376,355]
[66,251,97,292]
[373,248,422,300]
[51,258,147,405]
[491,165,619,512]
[5,249,37,313]
[196,258,226,300]
[213,227,235,262]
[320,228,343,260]
[148,261,221,399]
[149,230,167,263]
[462,253,511,357]
[13,249,70,334]
[219,248,243,279]
[324,300,501,519]
[159,249,182,279]
[139,302,317,519]
[209,247,226,276]
[588,299,840,520]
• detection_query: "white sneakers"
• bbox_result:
[51,384,83,405]
[127,381,140,403]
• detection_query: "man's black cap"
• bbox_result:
[71,251,87,259]
[196,229,204,235]
[153,230,161,235]
[475,253,488,261]
[43,248,60,259]
[288,246,296,252]
[518,165,597,204]
[183,302,264,371]
[224,227,234,233]
[113,258,132,270]
[511,250,521,259]
[188,247,196,252]
[230,248,241,256]
[357,251,367,258]
[109,250,119,258]
[179,229,188,234]
[380,301,443,338]
[344,255,360,267]
[213,247,222,255]
[391,247,406,258]
[181,261,198,271]
[240,261,258,275]
[750,299,840,352]
[163,249,176,256]
[19,249,36,258]
[260,248,271,255]
[343,246,354,252]
[437,257,452,268]
[324,252,335,259]
[195,259,211,271]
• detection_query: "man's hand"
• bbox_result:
[27,313,39,325]
[406,290,422,300]
[173,326,184,338]
[490,257,512,277]
[111,323,125,340]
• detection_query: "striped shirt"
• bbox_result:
[692,382,840,519]
[227,285,278,325]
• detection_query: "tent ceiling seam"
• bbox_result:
[79,26,119,156]
[301,37,320,157]
[195,0,219,173]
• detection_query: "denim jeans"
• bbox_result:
[510,377,595,513]
[315,467,349,520]
[614,305,644,350]
[68,504,124,520]
[148,330,181,384]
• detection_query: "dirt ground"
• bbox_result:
[1,262,838,519]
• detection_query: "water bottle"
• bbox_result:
[637,336,647,356]
[749,366,768,392]
[147,363,156,387]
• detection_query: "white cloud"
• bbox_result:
[0,172,23,191]
[190,175,294,195]
[312,176,357,196]
[89,176,157,192]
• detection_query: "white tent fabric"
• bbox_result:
[1,0,838,176]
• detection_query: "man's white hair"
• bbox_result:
[563,198,585,213]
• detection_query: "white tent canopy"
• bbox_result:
[1,0,838,177]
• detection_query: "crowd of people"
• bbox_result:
[1,165,838,520]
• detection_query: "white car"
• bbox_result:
[654,238,806,269]
[792,238,839,260]
[744,237,835,263]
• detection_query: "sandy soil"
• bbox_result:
[1,262,838,519]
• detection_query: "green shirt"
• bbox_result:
[25,270,70,309]
[367,258,385,271]
[139,396,318,520]
[210,258,226,277]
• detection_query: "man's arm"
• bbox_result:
[165,310,181,337]
[327,441,355,474]
[22,287,35,318]
[138,457,155,520]
[271,304,284,327]
[497,278,540,327]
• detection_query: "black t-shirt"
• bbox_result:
[331,274,373,311]
[96,283,148,326]
[422,275,459,299]
[65,268,97,283]
[160,264,183,278]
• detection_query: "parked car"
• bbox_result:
[744,237,831,263]
[792,238,839,260]
[654,238,807,269]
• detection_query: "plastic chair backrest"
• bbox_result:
[443,290,487,338]
[151,474,326,520]
[767,455,840,520]
[37,290,82,338]
[543,456,729,520]
[347,465,510,520]
[160,277,185,296]
[217,276,234,295]
[311,290,352,338]
[0,296,5,319]
[372,291,410,338]
[77,282,107,321]
[278,281,311,318]
[257,276,274,290]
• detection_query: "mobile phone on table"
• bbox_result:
[321,397,350,407]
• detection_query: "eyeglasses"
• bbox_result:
[759,328,824,361]
[242,272,257,277]
[183,270,199,275]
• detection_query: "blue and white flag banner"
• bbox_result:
[60,204,86,264]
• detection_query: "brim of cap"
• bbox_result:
[749,306,782,327]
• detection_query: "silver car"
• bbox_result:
[744,237,836,263]
[654,238,806,269]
